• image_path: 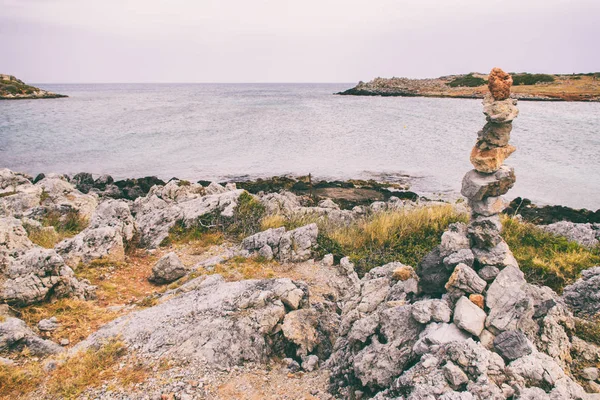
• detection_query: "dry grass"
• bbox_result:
[0,339,150,400]
[76,255,161,306]
[210,256,277,281]
[18,298,120,345]
[502,216,600,293]
[24,210,89,248]
[317,204,468,275]
[260,214,287,231]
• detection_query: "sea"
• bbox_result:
[1,83,599,210]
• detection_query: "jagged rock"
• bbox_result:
[159,180,204,203]
[443,248,475,270]
[132,195,183,248]
[411,299,452,324]
[493,330,532,361]
[243,224,318,263]
[413,323,471,356]
[35,176,98,220]
[322,253,334,266]
[242,227,285,254]
[582,367,599,381]
[563,266,600,317]
[507,352,587,399]
[258,244,274,260]
[76,277,310,368]
[444,361,469,388]
[485,266,534,334]
[204,182,227,195]
[472,240,518,270]
[318,199,339,209]
[281,309,319,357]
[0,247,95,305]
[259,191,302,215]
[72,172,95,193]
[301,354,319,372]
[468,215,503,248]
[478,265,500,282]
[279,223,319,262]
[0,317,63,356]
[470,145,516,174]
[179,189,245,221]
[483,95,519,123]
[283,357,301,372]
[0,216,34,257]
[477,122,512,149]
[38,317,60,332]
[418,247,448,294]
[327,263,421,396]
[469,196,509,217]
[88,199,136,242]
[0,168,31,190]
[488,67,513,100]
[461,166,516,201]
[445,264,487,294]
[454,296,486,336]
[541,221,599,248]
[149,252,187,283]
[440,223,470,257]
[56,226,125,267]
[94,174,114,190]
[517,387,550,400]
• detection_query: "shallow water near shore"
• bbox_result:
[1,83,599,209]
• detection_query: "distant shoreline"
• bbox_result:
[338,72,600,102]
[0,74,67,100]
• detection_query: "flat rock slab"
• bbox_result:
[76,275,309,369]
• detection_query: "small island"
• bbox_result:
[339,72,600,102]
[0,74,67,100]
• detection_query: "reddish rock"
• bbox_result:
[488,68,513,100]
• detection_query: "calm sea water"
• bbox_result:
[1,83,599,209]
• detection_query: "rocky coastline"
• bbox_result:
[0,74,67,100]
[338,73,600,102]
[2,70,600,399]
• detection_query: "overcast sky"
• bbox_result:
[1,0,598,83]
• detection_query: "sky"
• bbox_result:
[1,0,599,83]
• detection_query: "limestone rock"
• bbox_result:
[444,361,469,388]
[453,296,486,336]
[445,263,487,294]
[411,299,452,324]
[242,224,318,262]
[469,196,509,217]
[582,367,599,381]
[468,214,503,248]
[478,265,500,282]
[483,95,519,123]
[392,264,419,281]
[473,240,518,270]
[318,198,339,210]
[562,266,600,317]
[257,244,274,260]
[470,145,516,173]
[88,199,136,242]
[488,67,513,100]
[0,317,63,356]
[440,223,470,257]
[76,277,310,368]
[281,309,319,357]
[149,252,187,283]
[541,221,600,248]
[38,317,60,332]
[485,266,534,334]
[56,226,125,267]
[493,330,532,361]
[461,166,516,201]
[443,248,475,270]
[477,122,512,149]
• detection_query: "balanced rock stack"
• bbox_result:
[461,67,519,284]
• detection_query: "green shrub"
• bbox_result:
[447,74,487,88]
[512,73,555,85]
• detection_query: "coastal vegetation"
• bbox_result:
[0,74,66,100]
[447,73,487,88]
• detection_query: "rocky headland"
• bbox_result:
[2,69,600,399]
[0,74,67,100]
[339,72,600,102]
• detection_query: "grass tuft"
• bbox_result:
[24,209,89,248]
[502,216,600,293]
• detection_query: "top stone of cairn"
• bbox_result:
[488,67,513,101]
